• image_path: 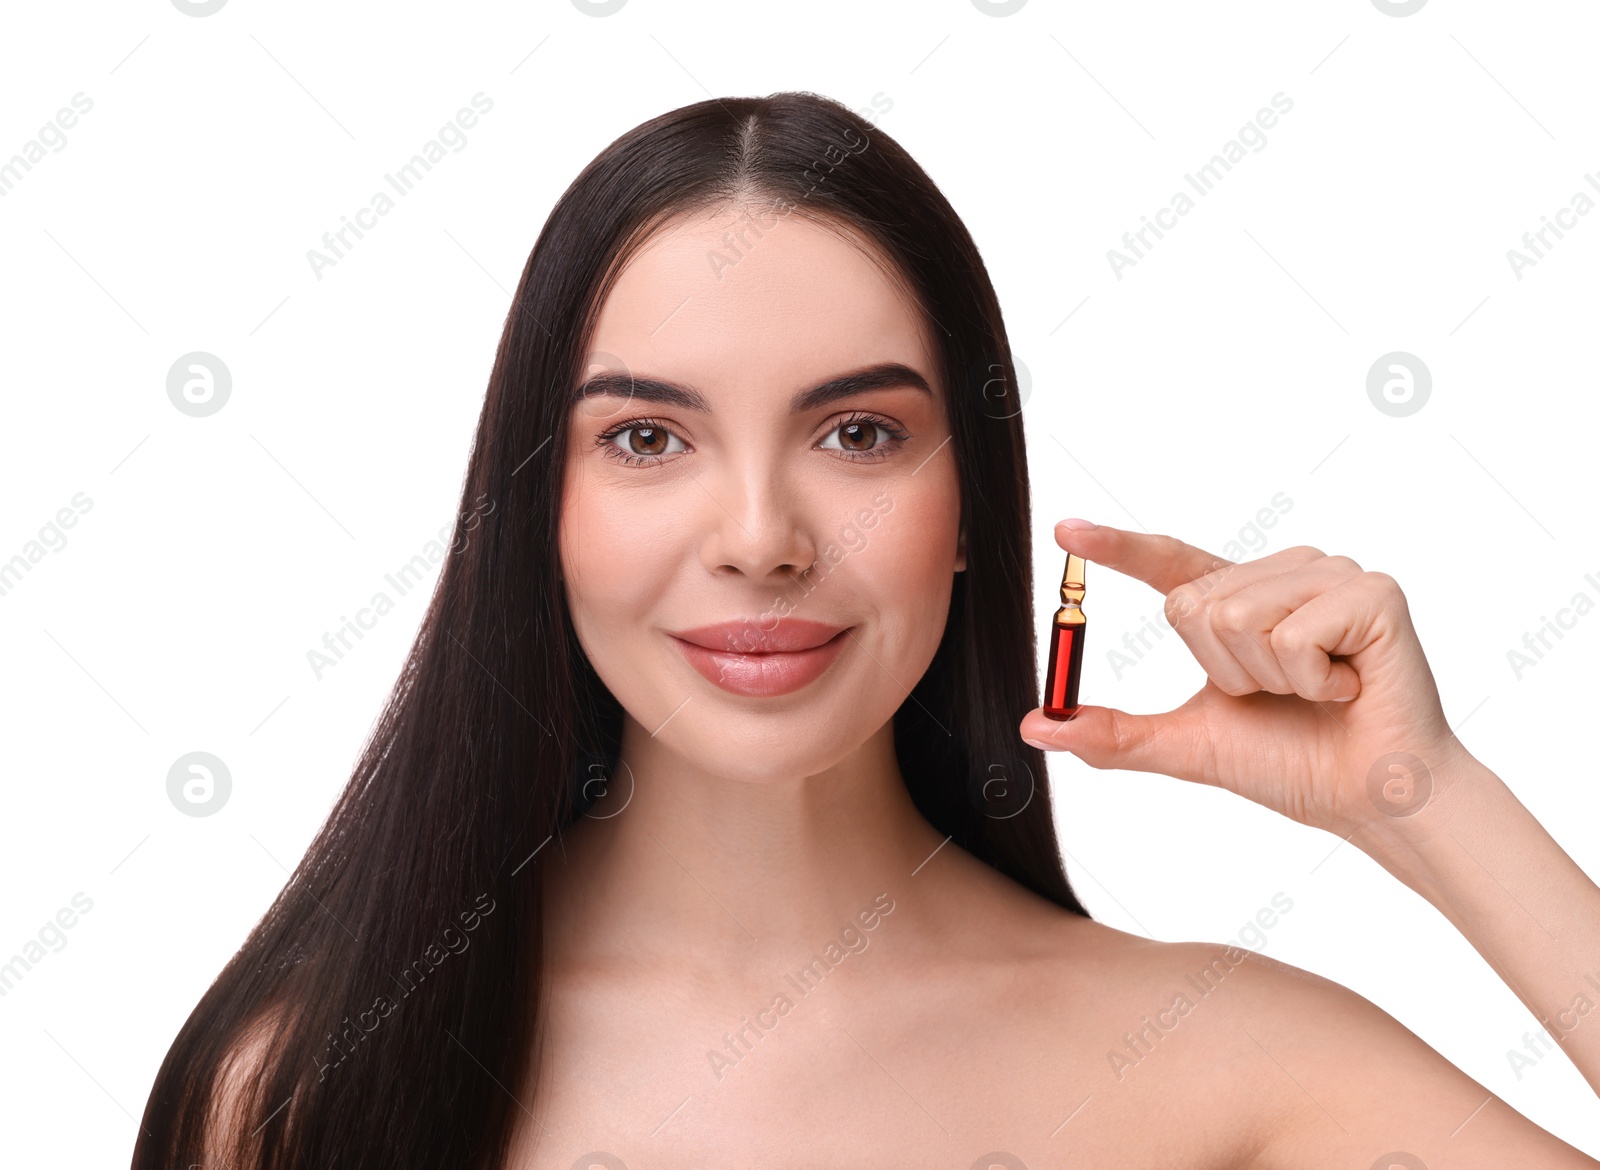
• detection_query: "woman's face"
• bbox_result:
[559,205,966,783]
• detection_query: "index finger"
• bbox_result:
[1052,520,1234,596]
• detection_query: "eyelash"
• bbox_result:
[594,411,912,468]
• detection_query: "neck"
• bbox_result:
[540,713,951,978]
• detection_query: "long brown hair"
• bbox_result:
[131,89,1090,1170]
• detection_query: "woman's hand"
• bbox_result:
[1019,519,1478,841]
[1022,520,1600,1108]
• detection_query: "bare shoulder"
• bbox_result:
[1047,924,1600,1170]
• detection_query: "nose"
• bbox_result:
[692,460,819,582]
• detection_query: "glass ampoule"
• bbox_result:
[1043,552,1086,721]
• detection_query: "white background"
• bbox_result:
[2,0,1597,1162]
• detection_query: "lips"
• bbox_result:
[669,618,847,654]
[667,618,853,697]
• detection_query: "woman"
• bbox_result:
[131,90,1600,1169]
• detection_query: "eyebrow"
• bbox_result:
[572,361,933,414]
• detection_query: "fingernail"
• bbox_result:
[1024,737,1053,751]
[1057,518,1097,531]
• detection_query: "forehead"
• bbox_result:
[585,206,940,406]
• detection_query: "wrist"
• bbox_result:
[1349,743,1505,902]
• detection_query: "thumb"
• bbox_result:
[1021,705,1202,778]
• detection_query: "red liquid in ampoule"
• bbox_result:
[1043,620,1086,720]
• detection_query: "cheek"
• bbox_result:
[838,475,961,651]
[558,464,676,647]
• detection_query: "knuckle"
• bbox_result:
[1284,544,1327,561]
[1166,583,1205,625]
[1210,597,1251,634]
[1363,569,1403,598]
[1268,621,1310,657]
[1105,707,1136,759]
[1267,621,1305,659]
[1159,532,1192,560]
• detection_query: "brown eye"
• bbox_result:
[597,419,688,465]
[837,421,879,452]
[629,425,668,455]
[819,413,908,462]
